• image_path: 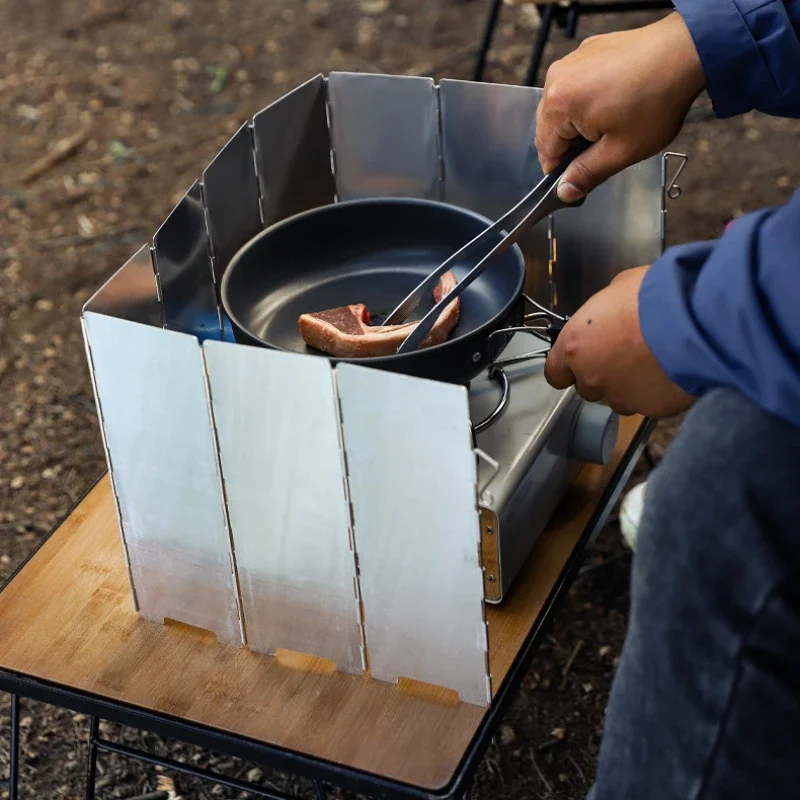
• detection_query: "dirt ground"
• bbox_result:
[1,1,799,798]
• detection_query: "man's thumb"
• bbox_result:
[544,340,576,390]
[556,137,620,203]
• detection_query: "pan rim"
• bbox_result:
[219,196,526,366]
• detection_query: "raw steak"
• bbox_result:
[298,271,460,358]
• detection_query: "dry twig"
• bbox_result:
[558,639,584,690]
[19,127,91,186]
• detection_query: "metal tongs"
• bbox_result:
[387,137,592,354]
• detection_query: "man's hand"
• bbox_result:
[544,267,695,418]
[536,12,706,202]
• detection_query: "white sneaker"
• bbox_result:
[619,481,647,552]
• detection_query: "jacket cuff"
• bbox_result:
[638,241,716,396]
[673,0,779,118]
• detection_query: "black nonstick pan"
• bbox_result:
[220,198,526,385]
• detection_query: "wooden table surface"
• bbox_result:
[0,415,644,791]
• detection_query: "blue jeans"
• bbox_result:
[589,388,800,800]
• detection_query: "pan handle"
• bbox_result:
[488,326,551,368]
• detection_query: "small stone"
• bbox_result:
[20,716,33,729]
[21,333,36,344]
[356,17,378,46]
[583,682,594,693]
[598,645,611,657]
[246,767,263,782]
[498,725,516,745]
[35,298,53,311]
[551,726,566,741]
[745,127,761,141]
[360,0,390,14]
[10,476,24,490]
[0,556,10,565]
[777,176,791,189]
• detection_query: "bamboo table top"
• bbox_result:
[0,414,644,792]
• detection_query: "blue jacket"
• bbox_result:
[639,1,800,426]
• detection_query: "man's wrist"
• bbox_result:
[660,11,706,100]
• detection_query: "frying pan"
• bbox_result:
[220,198,526,385]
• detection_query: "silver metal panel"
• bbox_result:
[80,316,139,612]
[203,341,364,673]
[82,243,162,326]
[203,122,262,290]
[439,80,551,306]
[328,72,440,201]
[253,74,336,227]
[336,364,490,706]
[553,155,662,315]
[82,312,243,645]
[153,181,220,341]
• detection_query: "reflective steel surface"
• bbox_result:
[336,364,490,706]
[83,312,243,645]
[553,155,662,315]
[153,180,220,340]
[82,243,162,326]
[328,72,440,202]
[80,72,675,696]
[203,341,364,673]
[253,74,336,227]
[439,80,551,304]
[203,122,262,293]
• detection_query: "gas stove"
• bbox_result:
[469,332,618,603]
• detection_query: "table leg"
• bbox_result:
[472,0,503,82]
[8,695,20,800]
[84,717,100,800]
[523,4,555,87]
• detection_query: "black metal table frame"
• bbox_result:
[0,421,652,800]
[473,0,673,87]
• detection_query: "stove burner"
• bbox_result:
[471,293,566,436]
[473,366,510,436]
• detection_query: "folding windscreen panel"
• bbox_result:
[336,365,490,706]
[82,249,243,646]
[203,341,365,674]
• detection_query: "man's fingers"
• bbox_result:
[557,136,626,202]
[543,343,576,390]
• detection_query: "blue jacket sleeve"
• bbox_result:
[673,0,800,118]
[639,190,800,428]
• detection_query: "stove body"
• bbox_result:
[80,72,681,707]
[469,334,619,603]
